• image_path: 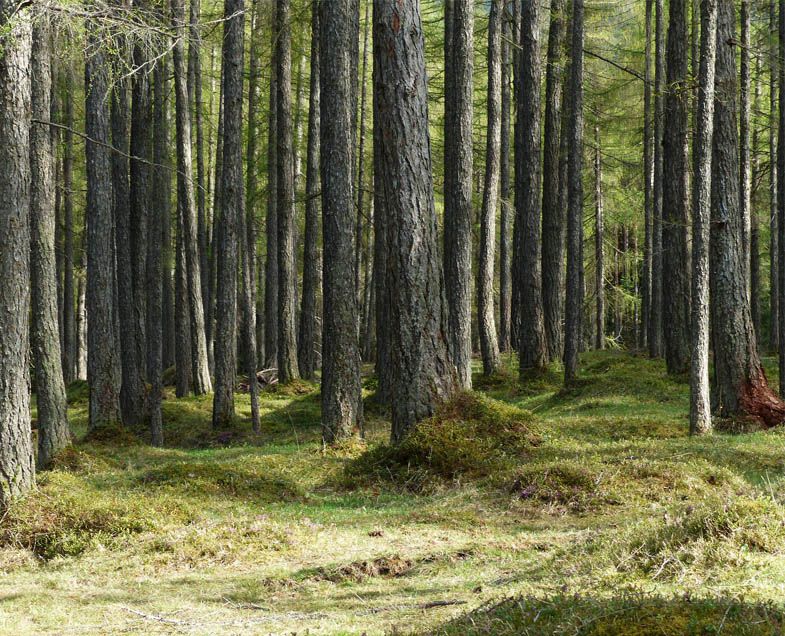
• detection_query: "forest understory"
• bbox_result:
[4,350,785,636]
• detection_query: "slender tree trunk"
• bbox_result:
[0,2,34,500]
[517,0,547,373]
[320,0,363,442]
[662,0,691,374]
[76,274,87,380]
[354,0,371,321]
[265,2,279,368]
[175,209,192,397]
[740,0,751,291]
[31,16,70,468]
[172,0,212,394]
[86,26,123,434]
[62,64,76,385]
[213,0,245,427]
[443,0,474,387]
[594,124,604,350]
[478,0,503,376]
[770,0,779,353]
[712,0,783,425]
[373,93,391,404]
[779,0,785,396]
[510,0,522,350]
[298,1,321,380]
[208,87,222,373]
[751,59,761,341]
[542,0,566,363]
[564,0,584,384]
[499,5,512,354]
[642,0,653,352]
[374,0,459,442]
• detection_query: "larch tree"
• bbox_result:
[0,2,34,502]
[320,0,363,442]
[739,0,751,290]
[264,3,279,368]
[477,0,502,376]
[594,124,604,351]
[62,64,76,384]
[711,0,783,425]
[662,0,691,375]
[213,0,244,427]
[649,0,664,358]
[373,0,459,443]
[564,0,584,384]
[642,0,653,351]
[770,0,778,352]
[498,4,512,353]
[443,0,474,388]
[690,0,717,436]
[31,14,70,468]
[517,0,548,373]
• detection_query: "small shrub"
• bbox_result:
[509,462,616,513]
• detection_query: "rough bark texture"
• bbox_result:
[0,6,34,501]
[85,28,123,434]
[76,275,87,380]
[320,0,363,442]
[499,6,512,354]
[712,0,783,426]
[770,0,778,352]
[516,0,547,373]
[276,0,300,383]
[478,0,503,376]
[298,1,321,381]
[642,0,653,352]
[594,125,604,351]
[373,0,459,443]
[779,0,785,395]
[690,0,717,436]
[31,17,70,468]
[213,0,244,427]
[541,0,566,363]
[649,0,664,358]
[175,211,193,397]
[62,64,76,385]
[443,0,474,388]
[662,0,691,375]
[739,0,751,290]
[172,0,212,395]
[564,0,584,384]
[265,5,279,368]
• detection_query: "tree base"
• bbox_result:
[737,376,785,428]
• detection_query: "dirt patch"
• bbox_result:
[316,556,414,582]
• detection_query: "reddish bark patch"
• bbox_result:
[738,376,785,429]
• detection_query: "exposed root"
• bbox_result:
[738,376,785,429]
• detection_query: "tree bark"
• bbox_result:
[594,124,604,351]
[642,0,653,352]
[662,0,691,374]
[276,0,300,383]
[478,0,503,376]
[499,5,512,354]
[299,0,321,380]
[373,0,459,443]
[265,2,279,368]
[175,208,192,397]
[739,0,751,291]
[62,63,76,385]
[213,0,245,427]
[542,0,566,363]
[770,0,779,353]
[564,0,584,384]
[31,16,70,468]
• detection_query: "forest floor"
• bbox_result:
[3,351,785,635]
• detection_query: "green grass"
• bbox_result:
[6,351,785,635]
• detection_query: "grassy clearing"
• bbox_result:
[4,350,785,635]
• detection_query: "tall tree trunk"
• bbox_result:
[770,0,779,353]
[298,0,321,380]
[374,0,459,443]
[0,1,34,500]
[76,274,87,380]
[62,64,76,385]
[712,0,782,425]
[478,0,503,376]
[649,0,665,358]
[517,0,547,373]
[594,124,604,351]
[265,2,279,368]
[443,0,474,388]
[662,0,691,374]
[354,0,371,323]
[739,0,751,291]
[542,0,566,363]
[31,16,69,468]
[208,86,223,373]
[499,5,512,353]
[642,0,653,352]
[690,0,717,435]
[564,0,584,384]
[175,209,192,397]
[373,91,391,404]
[86,26,123,434]
[320,0,363,442]
[172,0,212,394]
[510,0,522,350]
[213,0,245,427]
[751,58,761,341]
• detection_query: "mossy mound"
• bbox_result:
[345,392,540,488]
[262,379,319,397]
[429,594,785,636]
[44,446,112,474]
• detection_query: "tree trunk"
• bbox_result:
[662,0,691,374]
[86,26,124,434]
[76,274,87,380]
[770,0,779,353]
[564,0,584,384]
[516,0,547,373]
[213,0,245,427]
[0,2,34,500]
[739,0,751,291]
[499,5,512,354]
[712,0,783,426]
[373,0,459,443]
[320,0,363,442]
[373,90,391,405]
[175,209,193,397]
[276,0,300,383]
[542,0,566,363]
[354,0,371,327]
[594,124,604,351]
[62,63,76,385]
[298,0,321,380]
[478,0,503,376]
[31,16,70,468]
[751,58,761,342]
[265,3,279,368]
[642,0,653,352]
